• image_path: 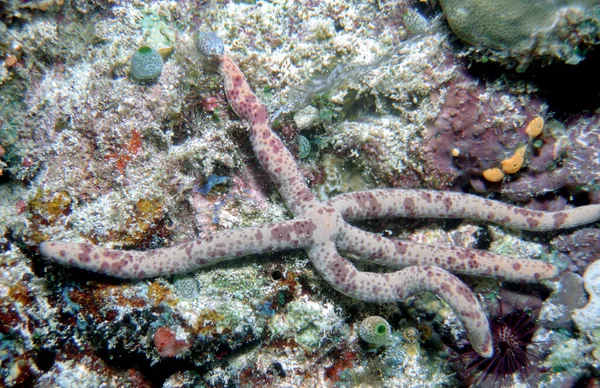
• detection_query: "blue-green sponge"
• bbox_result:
[130,46,164,81]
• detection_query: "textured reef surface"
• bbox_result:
[1,0,600,387]
[438,0,600,70]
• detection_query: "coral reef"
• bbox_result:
[500,115,600,205]
[551,228,600,273]
[422,66,546,191]
[41,32,600,366]
[438,0,600,70]
[1,0,599,386]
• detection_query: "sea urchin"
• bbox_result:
[454,304,540,387]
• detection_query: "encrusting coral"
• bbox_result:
[39,32,600,358]
[438,0,600,69]
[500,115,600,204]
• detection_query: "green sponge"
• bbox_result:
[130,46,163,81]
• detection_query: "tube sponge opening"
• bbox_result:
[130,46,164,81]
[359,316,392,347]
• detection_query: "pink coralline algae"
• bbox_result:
[551,228,600,273]
[38,32,600,360]
[499,114,600,205]
[423,62,600,208]
[153,327,191,358]
[423,64,545,190]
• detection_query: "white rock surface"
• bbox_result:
[572,260,600,332]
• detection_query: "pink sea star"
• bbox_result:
[39,32,600,358]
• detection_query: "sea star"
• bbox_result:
[40,32,600,358]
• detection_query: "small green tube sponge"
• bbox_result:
[130,46,164,81]
[358,316,391,347]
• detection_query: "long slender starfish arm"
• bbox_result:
[308,244,493,357]
[37,30,586,363]
[195,31,317,216]
[337,225,558,281]
[328,189,600,231]
[214,53,318,216]
[39,220,316,278]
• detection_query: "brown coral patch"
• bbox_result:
[29,190,72,224]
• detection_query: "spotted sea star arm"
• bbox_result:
[328,189,600,231]
[308,243,493,357]
[41,32,599,361]
[217,55,318,217]
[211,39,492,357]
[39,220,316,278]
[337,224,558,280]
